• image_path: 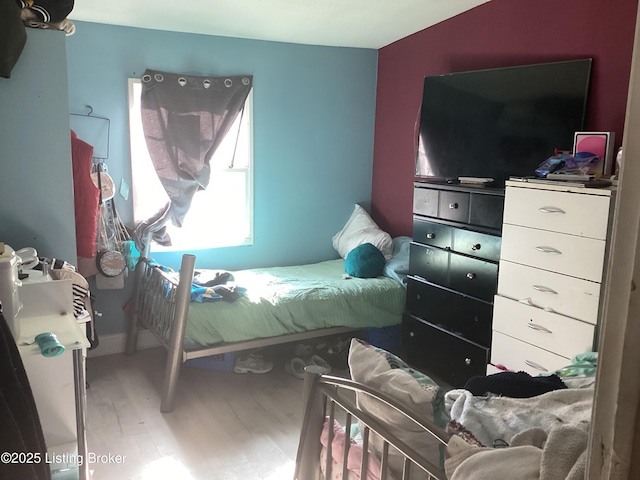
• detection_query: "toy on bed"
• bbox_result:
[294,339,596,480]
[125,204,409,413]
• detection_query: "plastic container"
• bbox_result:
[364,324,402,352]
[185,352,236,372]
[0,244,22,340]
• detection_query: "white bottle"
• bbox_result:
[0,244,23,340]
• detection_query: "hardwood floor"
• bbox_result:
[85,346,316,480]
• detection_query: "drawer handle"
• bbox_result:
[535,246,562,255]
[426,233,435,239]
[464,358,472,366]
[466,273,476,280]
[409,331,416,337]
[449,203,458,209]
[539,206,566,214]
[527,323,553,334]
[524,360,549,372]
[532,284,558,295]
[471,243,481,251]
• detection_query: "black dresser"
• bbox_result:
[403,182,504,387]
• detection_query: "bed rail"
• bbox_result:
[295,368,450,480]
[125,254,195,412]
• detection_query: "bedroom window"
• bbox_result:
[127,78,253,252]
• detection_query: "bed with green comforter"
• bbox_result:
[184,258,406,350]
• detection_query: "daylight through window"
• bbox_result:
[128,78,253,252]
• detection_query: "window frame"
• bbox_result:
[127,77,254,252]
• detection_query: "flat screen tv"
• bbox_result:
[415,59,592,186]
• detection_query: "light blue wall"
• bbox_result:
[65,22,379,335]
[0,29,76,263]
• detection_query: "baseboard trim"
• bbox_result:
[88,329,161,357]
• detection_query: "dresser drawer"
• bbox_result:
[406,278,493,346]
[409,243,449,285]
[452,229,501,263]
[492,296,595,358]
[414,187,439,217]
[413,218,453,249]
[404,314,489,388]
[449,254,498,302]
[497,260,601,324]
[469,193,504,231]
[501,224,606,282]
[491,331,571,376]
[439,190,470,223]
[504,186,610,239]
[409,244,498,301]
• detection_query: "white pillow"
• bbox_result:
[333,205,393,260]
[348,338,447,479]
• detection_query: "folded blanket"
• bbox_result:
[445,387,593,448]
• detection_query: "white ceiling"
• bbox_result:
[69,0,490,49]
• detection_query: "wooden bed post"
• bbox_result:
[294,367,326,480]
[160,253,196,413]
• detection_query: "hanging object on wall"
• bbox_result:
[94,163,129,289]
[16,0,76,35]
[1,0,26,79]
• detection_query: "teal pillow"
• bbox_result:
[345,243,385,278]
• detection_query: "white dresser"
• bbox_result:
[489,180,615,376]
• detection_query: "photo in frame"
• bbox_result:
[573,131,615,176]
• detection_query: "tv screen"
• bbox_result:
[415,59,592,185]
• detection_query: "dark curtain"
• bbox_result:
[137,69,253,247]
[0,310,50,480]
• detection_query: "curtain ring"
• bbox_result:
[203,79,211,89]
[154,73,164,82]
[242,77,250,85]
[224,78,233,88]
[142,74,151,83]
[178,77,187,87]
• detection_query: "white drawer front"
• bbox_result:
[504,186,610,239]
[492,296,595,357]
[491,331,571,376]
[497,260,601,324]
[501,224,606,282]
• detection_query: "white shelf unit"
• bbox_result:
[16,276,90,480]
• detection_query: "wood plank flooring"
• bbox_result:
[85,346,320,480]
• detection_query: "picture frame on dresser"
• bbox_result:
[573,131,616,176]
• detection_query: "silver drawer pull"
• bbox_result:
[539,206,566,214]
[535,246,562,254]
[471,243,481,251]
[527,323,553,334]
[466,273,476,280]
[532,284,558,294]
[464,358,472,366]
[524,360,549,372]
[426,233,435,239]
[449,203,458,209]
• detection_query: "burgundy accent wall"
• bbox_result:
[371,0,638,237]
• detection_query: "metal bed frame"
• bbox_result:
[124,254,361,412]
[295,367,451,480]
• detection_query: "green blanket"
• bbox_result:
[184,259,405,349]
